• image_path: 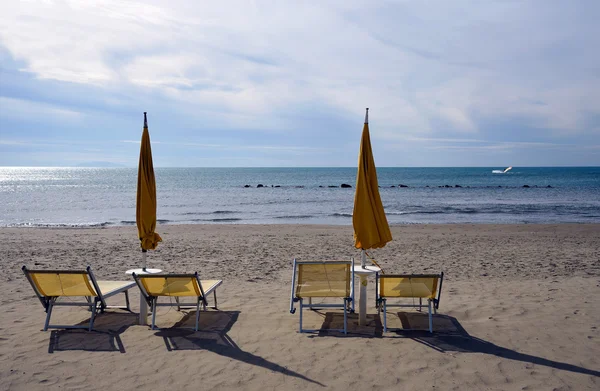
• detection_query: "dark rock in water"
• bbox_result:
[547,185,553,188]
[328,185,337,188]
[425,185,429,188]
[522,185,530,188]
[319,185,323,188]
[445,185,451,188]
[275,185,281,188]
[295,185,304,188]
[455,185,462,188]
[341,184,352,188]
[390,185,396,188]
[244,185,250,188]
[498,185,502,188]
[399,184,408,188]
[257,184,264,188]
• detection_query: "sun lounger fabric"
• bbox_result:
[379,276,439,299]
[29,271,97,297]
[139,276,202,297]
[296,263,351,298]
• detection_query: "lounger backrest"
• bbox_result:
[137,274,203,297]
[379,274,440,299]
[295,262,351,298]
[26,270,97,297]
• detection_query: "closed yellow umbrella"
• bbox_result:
[352,108,392,326]
[353,108,392,265]
[136,112,162,269]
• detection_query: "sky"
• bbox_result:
[0,0,599,167]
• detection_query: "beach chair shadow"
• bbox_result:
[47,312,136,353]
[310,311,383,338]
[393,312,600,378]
[154,310,324,387]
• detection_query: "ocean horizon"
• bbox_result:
[1,166,599,227]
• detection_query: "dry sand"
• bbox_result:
[0,224,599,390]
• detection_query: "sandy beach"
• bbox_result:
[1,224,598,390]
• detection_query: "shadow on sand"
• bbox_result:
[391,312,600,378]
[304,310,383,338]
[47,312,137,353]
[154,310,324,387]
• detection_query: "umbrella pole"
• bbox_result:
[142,249,147,271]
[361,249,366,268]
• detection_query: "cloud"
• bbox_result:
[0,0,599,166]
[0,97,84,121]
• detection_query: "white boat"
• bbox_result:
[492,166,512,174]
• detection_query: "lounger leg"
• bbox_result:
[343,299,347,335]
[419,298,422,312]
[151,299,157,330]
[213,290,218,309]
[175,297,181,311]
[299,298,303,333]
[428,299,433,333]
[44,298,55,331]
[89,299,99,331]
[195,299,200,331]
[383,299,387,332]
[375,273,378,309]
[124,290,131,311]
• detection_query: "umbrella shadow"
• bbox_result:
[390,312,600,378]
[154,310,324,387]
[47,312,137,353]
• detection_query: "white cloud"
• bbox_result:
[1,0,599,166]
[0,97,83,121]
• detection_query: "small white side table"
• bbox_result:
[354,265,381,326]
[125,268,162,325]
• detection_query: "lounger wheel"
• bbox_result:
[290,308,296,314]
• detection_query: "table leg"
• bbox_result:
[359,274,368,326]
[139,294,148,325]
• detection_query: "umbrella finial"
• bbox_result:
[364,108,369,124]
[143,112,148,129]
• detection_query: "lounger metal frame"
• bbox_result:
[289,259,355,334]
[376,272,444,333]
[22,265,133,331]
[132,272,212,331]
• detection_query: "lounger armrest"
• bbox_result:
[132,272,154,307]
[290,258,298,314]
[435,271,444,310]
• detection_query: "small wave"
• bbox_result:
[5,221,114,228]
[157,219,170,224]
[190,217,243,222]
[179,210,240,216]
[120,220,136,225]
[330,213,352,218]
[275,215,314,219]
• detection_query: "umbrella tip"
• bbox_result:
[143,112,147,128]
[364,108,369,124]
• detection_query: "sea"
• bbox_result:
[0,167,599,227]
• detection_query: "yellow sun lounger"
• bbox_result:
[22,265,135,331]
[132,272,222,331]
[376,273,444,333]
[289,260,354,334]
